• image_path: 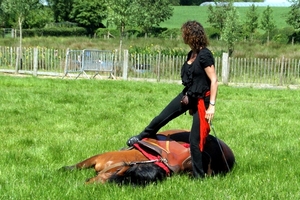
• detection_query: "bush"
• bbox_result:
[22,27,87,37]
[257,27,296,44]
[205,27,220,40]
[273,34,289,44]
[271,27,295,44]
[291,30,300,44]
[128,44,186,56]
[146,26,168,37]
[95,28,120,38]
[0,29,4,37]
[159,28,181,39]
[42,27,87,37]
[126,28,143,38]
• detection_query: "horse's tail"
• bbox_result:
[108,163,167,186]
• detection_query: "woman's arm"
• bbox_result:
[204,65,218,123]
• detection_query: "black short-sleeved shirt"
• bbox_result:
[181,48,215,98]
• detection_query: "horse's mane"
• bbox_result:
[108,163,167,186]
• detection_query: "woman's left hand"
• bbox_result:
[205,105,215,124]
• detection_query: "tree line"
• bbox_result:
[207,0,300,55]
[0,0,173,36]
[0,0,299,56]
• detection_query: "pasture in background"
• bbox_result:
[161,6,290,30]
[0,75,299,199]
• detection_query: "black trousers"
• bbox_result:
[139,92,210,177]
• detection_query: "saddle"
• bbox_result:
[136,134,192,173]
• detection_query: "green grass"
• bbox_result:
[0,75,300,199]
[161,6,291,29]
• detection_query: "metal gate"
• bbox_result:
[63,49,115,79]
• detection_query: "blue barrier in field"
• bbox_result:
[63,49,115,79]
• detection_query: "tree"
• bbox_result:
[169,0,180,5]
[286,0,300,30]
[260,6,276,44]
[107,0,174,53]
[107,0,134,36]
[108,0,173,36]
[133,0,173,34]
[221,1,240,56]
[69,0,108,36]
[0,0,9,27]
[24,6,54,28]
[106,0,136,60]
[47,0,74,22]
[1,0,41,71]
[180,0,203,5]
[207,2,231,37]
[244,4,259,41]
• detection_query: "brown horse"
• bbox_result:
[61,129,235,185]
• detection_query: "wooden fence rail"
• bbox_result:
[0,46,300,87]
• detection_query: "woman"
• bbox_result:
[126,20,218,179]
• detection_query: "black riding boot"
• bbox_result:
[126,131,154,146]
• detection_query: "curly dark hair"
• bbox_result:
[181,20,209,52]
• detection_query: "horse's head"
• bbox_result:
[203,135,235,175]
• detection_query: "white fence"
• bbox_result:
[0,46,300,87]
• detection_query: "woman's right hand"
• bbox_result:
[205,105,215,123]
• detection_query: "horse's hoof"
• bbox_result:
[85,178,91,183]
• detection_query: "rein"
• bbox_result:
[210,122,231,172]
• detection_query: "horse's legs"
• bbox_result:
[85,173,112,184]
[61,154,103,171]
[61,149,148,184]
[85,166,130,184]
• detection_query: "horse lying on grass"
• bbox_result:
[61,129,235,185]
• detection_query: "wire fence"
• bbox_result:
[0,46,299,87]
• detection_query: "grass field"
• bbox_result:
[0,75,299,199]
[160,6,291,30]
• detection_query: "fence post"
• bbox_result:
[222,52,229,84]
[123,49,128,80]
[33,48,38,77]
[63,48,70,78]
[280,56,285,86]
[157,52,161,82]
[15,47,20,73]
